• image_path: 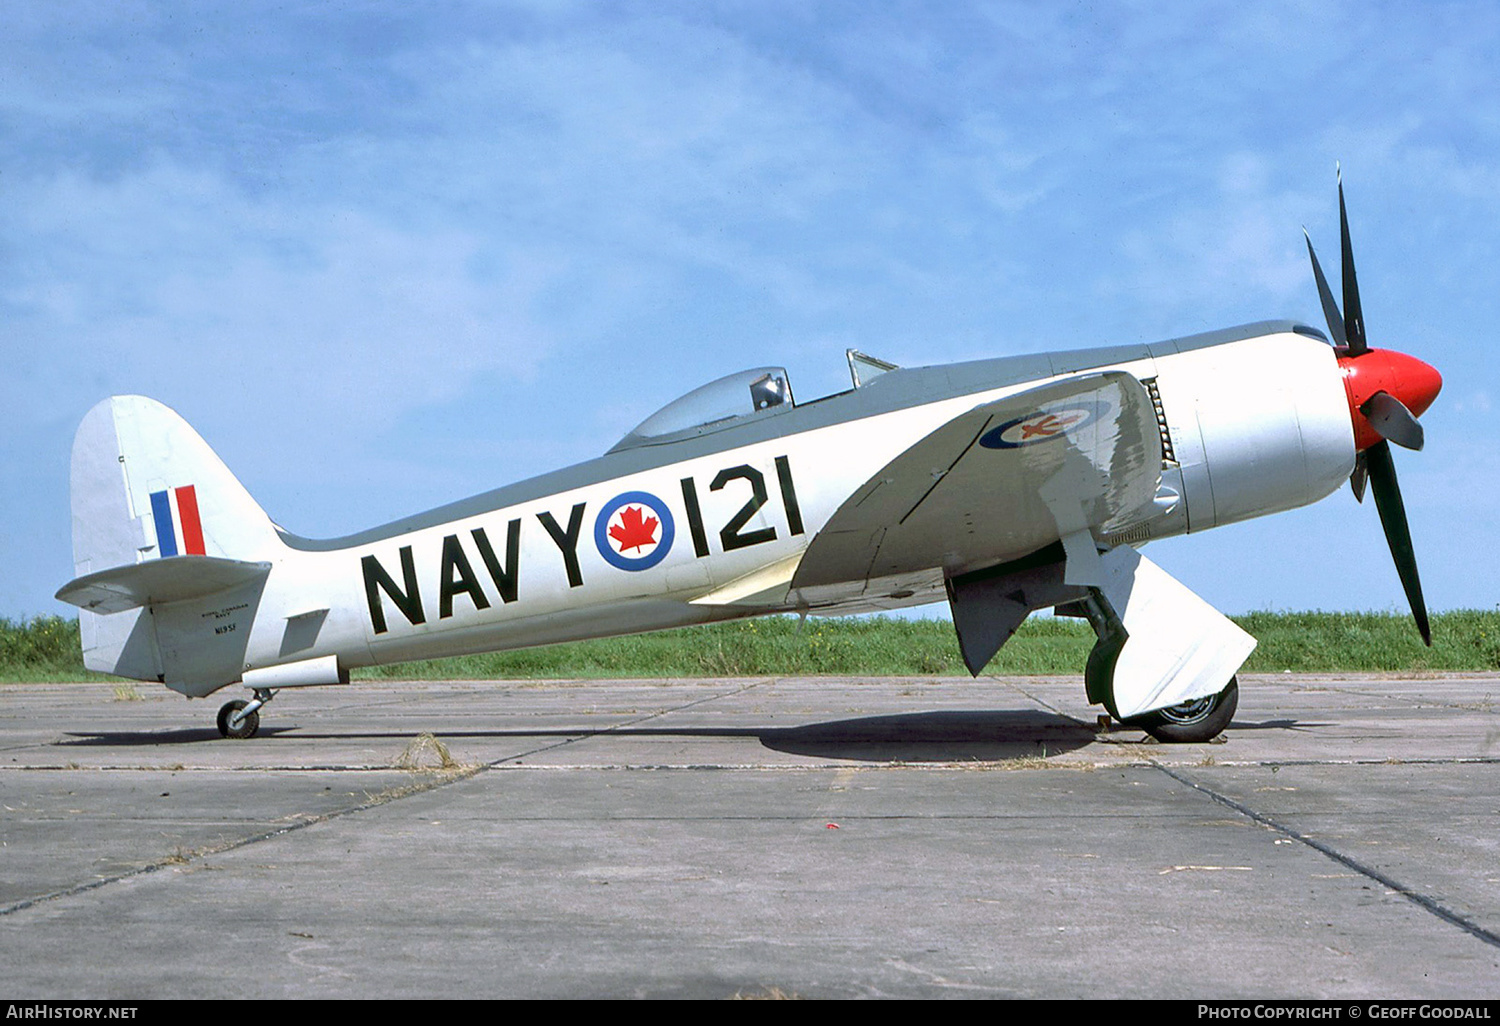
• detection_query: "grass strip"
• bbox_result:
[3,609,1497,683]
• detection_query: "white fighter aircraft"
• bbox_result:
[57,178,1441,742]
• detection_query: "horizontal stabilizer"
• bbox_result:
[56,555,272,614]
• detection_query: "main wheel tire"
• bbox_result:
[1127,677,1238,743]
[217,699,260,739]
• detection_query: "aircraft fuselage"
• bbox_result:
[223,320,1353,690]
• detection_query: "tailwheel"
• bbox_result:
[216,687,275,739]
[1126,677,1238,743]
[217,700,259,739]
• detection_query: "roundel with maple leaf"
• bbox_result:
[594,491,676,572]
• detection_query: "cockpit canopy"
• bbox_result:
[611,367,794,452]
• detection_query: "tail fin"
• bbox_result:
[58,397,280,688]
[68,395,280,574]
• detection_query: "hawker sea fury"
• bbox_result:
[58,177,1441,742]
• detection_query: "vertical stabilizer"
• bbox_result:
[70,396,280,575]
[66,396,282,683]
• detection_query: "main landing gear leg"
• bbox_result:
[217,688,276,739]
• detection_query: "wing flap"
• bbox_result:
[689,551,805,607]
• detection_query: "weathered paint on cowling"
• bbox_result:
[1149,331,1356,532]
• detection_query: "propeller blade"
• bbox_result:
[1338,170,1369,355]
[1350,451,1367,503]
[1365,440,1431,645]
[1361,391,1425,451]
[1303,229,1347,346]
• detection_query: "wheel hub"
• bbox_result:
[1156,694,1216,724]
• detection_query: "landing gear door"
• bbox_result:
[1091,546,1256,720]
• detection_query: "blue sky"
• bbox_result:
[4,1,1497,625]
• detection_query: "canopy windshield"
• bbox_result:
[611,367,793,451]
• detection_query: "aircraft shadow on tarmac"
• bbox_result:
[57,713,1327,762]
[751,709,1097,761]
[57,711,1093,762]
[59,727,299,746]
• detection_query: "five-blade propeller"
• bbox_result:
[1303,169,1440,646]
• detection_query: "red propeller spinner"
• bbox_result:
[1337,347,1442,452]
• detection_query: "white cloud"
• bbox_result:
[4,161,558,439]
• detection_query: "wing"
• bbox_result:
[791,371,1162,600]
